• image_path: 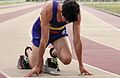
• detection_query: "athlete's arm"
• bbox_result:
[73,14,92,75]
[25,2,52,77]
[73,14,82,65]
[35,2,51,69]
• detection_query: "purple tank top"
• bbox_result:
[49,0,67,28]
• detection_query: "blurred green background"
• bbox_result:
[84,3,120,15]
[0,0,120,15]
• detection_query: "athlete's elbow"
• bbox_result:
[73,39,79,45]
[73,39,82,46]
[40,38,48,46]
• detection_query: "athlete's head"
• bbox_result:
[62,0,80,22]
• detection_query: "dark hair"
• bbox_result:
[62,0,80,22]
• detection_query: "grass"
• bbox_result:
[0,1,24,5]
[84,3,120,15]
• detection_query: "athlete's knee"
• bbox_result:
[62,55,72,65]
[29,59,35,68]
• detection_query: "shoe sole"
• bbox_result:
[43,65,60,76]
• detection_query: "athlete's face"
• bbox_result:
[60,10,70,23]
[65,19,70,23]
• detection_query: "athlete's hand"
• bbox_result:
[24,65,42,77]
[80,65,92,75]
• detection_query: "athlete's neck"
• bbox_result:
[57,4,65,22]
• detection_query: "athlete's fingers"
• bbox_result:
[85,71,92,75]
[24,71,33,77]
[81,72,92,75]
[36,72,40,76]
[86,72,89,75]
[87,72,92,75]
[81,72,85,75]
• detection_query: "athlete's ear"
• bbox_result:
[59,4,62,12]
[60,7,62,11]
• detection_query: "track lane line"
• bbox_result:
[72,59,120,77]
[0,70,9,78]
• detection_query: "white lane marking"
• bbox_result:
[81,9,120,50]
[1,51,119,78]
[110,25,120,32]
[0,70,10,78]
[82,34,120,51]
[72,59,120,77]
[81,7,120,32]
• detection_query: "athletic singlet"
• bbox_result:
[38,0,67,31]
[49,0,67,28]
[32,0,68,47]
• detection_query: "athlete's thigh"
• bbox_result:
[52,37,72,62]
[31,43,39,60]
[29,43,39,68]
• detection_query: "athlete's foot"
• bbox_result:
[49,48,60,71]
[50,48,58,58]
[43,58,60,75]
[17,55,31,69]
[25,46,32,57]
[17,46,32,69]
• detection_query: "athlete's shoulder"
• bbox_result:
[42,1,53,10]
[40,1,53,22]
[41,1,53,15]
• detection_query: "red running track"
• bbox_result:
[0,4,43,22]
[0,3,120,76]
[81,5,120,30]
[67,23,120,75]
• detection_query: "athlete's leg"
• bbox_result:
[26,17,43,68]
[52,36,72,65]
[26,44,39,68]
